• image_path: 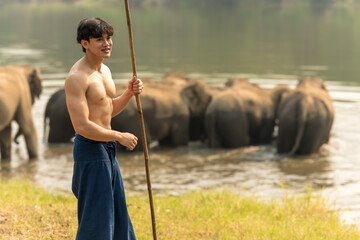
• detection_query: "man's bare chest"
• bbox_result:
[86,73,116,105]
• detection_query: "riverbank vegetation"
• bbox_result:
[0,178,359,239]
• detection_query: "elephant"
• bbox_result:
[44,88,75,143]
[0,65,42,160]
[276,77,335,155]
[204,79,291,148]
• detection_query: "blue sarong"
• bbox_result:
[72,134,136,240]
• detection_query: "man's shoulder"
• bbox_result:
[65,66,90,93]
[101,63,111,74]
[65,70,89,85]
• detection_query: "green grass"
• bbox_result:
[0,179,359,240]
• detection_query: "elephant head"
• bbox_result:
[22,65,42,104]
[181,79,212,119]
[180,79,213,141]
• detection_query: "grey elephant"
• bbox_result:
[205,79,291,148]
[44,88,75,143]
[0,65,42,160]
[276,77,335,155]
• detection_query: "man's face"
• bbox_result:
[84,34,113,58]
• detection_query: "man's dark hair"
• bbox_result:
[77,17,114,52]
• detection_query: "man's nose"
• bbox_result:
[104,39,111,46]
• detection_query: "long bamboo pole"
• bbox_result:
[123,1,157,239]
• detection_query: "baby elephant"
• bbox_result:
[277,77,335,155]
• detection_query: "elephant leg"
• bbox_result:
[258,118,275,144]
[48,123,75,143]
[205,112,221,148]
[0,124,12,160]
[300,113,328,154]
[189,116,205,141]
[171,117,189,146]
[23,124,38,159]
[323,111,334,144]
[218,112,249,148]
[277,118,297,153]
[15,108,38,159]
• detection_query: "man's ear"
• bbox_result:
[81,39,89,50]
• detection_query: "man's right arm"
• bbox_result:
[65,73,138,150]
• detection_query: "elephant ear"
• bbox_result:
[27,67,43,104]
[180,79,212,117]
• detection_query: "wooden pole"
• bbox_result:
[124,1,157,240]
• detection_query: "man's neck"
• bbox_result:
[83,54,104,73]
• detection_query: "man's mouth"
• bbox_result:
[102,48,111,53]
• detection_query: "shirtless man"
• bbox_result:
[65,17,141,240]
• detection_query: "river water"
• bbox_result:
[0,2,360,226]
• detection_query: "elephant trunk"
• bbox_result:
[14,128,22,144]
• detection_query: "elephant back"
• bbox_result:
[0,68,24,127]
[159,71,189,87]
[142,83,188,118]
[295,78,334,116]
[0,66,33,115]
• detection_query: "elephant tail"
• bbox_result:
[289,96,308,155]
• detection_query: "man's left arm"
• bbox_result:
[112,76,143,117]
